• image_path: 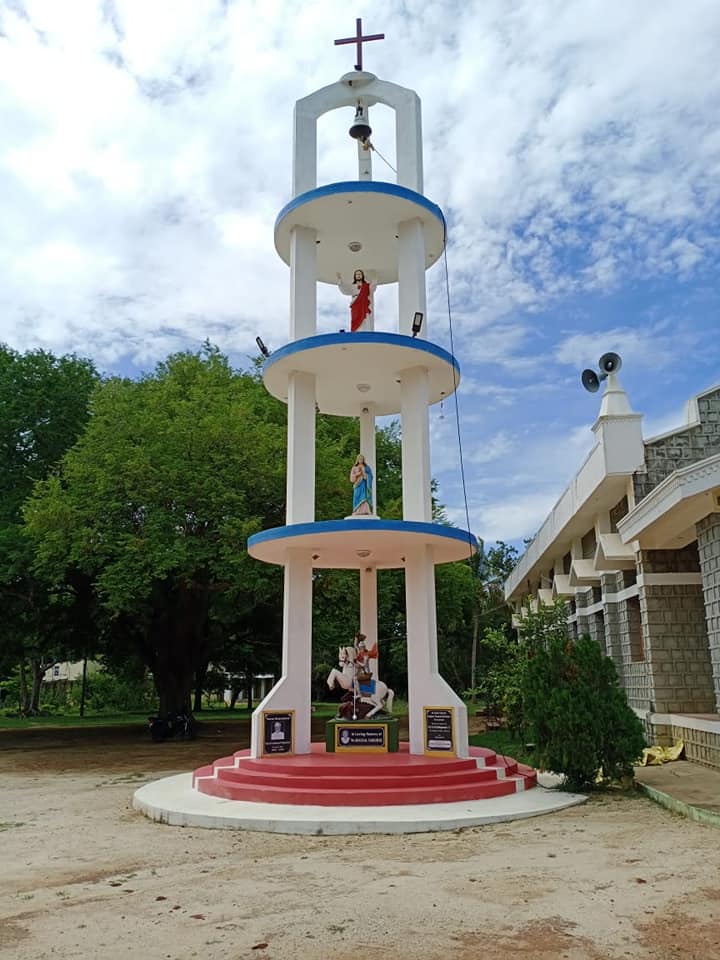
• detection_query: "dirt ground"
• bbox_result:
[2,722,720,960]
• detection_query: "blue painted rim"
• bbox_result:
[248,519,477,552]
[275,181,446,240]
[263,331,460,378]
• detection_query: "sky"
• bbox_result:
[1,0,719,550]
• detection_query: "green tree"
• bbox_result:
[26,347,289,716]
[466,541,518,703]
[0,345,99,713]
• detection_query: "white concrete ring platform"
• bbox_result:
[247,519,477,568]
[133,773,586,835]
[274,181,446,284]
[263,332,459,417]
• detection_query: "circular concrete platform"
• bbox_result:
[133,773,586,835]
[247,518,477,568]
[274,181,446,284]
[262,332,459,417]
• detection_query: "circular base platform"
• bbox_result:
[133,772,585,835]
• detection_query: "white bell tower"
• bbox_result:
[248,24,477,759]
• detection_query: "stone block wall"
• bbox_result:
[645,718,720,769]
[671,724,720,770]
[575,587,591,639]
[634,386,720,501]
[646,719,673,748]
[638,545,701,575]
[601,571,625,681]
[640,583,715,713]
[587,610,607,655]
[698,513,720,711]
[618,593,651,710]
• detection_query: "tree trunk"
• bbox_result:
[29,657,47,715]
[133,583,213,724]
[193,660,208,714]
[154,660,195,717]
[79,656,88,718]
[18,657,30,715]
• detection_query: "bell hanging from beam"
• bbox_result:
[349,104,371,142]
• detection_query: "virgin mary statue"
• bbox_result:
[350,454,373,516]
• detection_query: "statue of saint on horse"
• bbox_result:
[327,642,394,720]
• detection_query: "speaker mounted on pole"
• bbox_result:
[581,352,623,393]
[581,369,601,393]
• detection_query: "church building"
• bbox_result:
[504,375,720,770]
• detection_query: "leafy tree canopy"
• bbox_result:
[0,345,99,711]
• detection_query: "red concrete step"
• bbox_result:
[214,764,503,790]
[192,743,537,806]
[195,775,529,806]
[229,756,482,778]
[226,750,492,776]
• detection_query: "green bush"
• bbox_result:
[81,669,157,713]
[517,602,645,789]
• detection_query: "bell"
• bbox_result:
[349,105,371,142]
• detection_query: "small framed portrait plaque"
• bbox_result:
[261,711,294,756]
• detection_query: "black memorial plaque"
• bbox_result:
[262,711,294,755]
[335,724,387,751]
[424,707,455,753]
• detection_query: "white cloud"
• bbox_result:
[554,322,703,374]
[0,0,719,536]
[2,0,718,363]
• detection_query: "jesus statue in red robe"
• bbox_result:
[337,269,376,331]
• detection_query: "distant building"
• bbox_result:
[223,674,275,706]
[42,660,99,683]
[505,378,720,771]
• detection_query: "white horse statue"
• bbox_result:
[327,646,394,719]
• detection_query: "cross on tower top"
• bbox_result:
[334,18,384,72]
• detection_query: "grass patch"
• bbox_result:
[0,699,407,731]
[0,712,152,730]
[469,728,536,767]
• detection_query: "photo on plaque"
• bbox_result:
[262,710,294,755]
[423,706,455,755]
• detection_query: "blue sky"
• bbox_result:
[1,0,719,548]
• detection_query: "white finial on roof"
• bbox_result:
[598,372,633,417]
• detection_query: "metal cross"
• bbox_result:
[334,18,384,72]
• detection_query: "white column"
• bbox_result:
[286,371,316,525]
[397,218,427,337]
[293,105,317,196]
[394,87,424,192]
[358,137,372,180]
[359,402,377,514]
[405,546,468,756]
[289,225,317,341]
[360,567,379,679]
[250,549,313,756]
[400,367,431,522]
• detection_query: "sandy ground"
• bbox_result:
[2,723,720,960]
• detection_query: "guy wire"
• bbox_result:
[442,241,475,560]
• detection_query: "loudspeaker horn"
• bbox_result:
[598,351,622,375]
[581,369,601,393]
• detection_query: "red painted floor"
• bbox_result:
[193,743,537,806]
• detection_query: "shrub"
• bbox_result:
[518,602,645,789]
[82,669,157,713]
